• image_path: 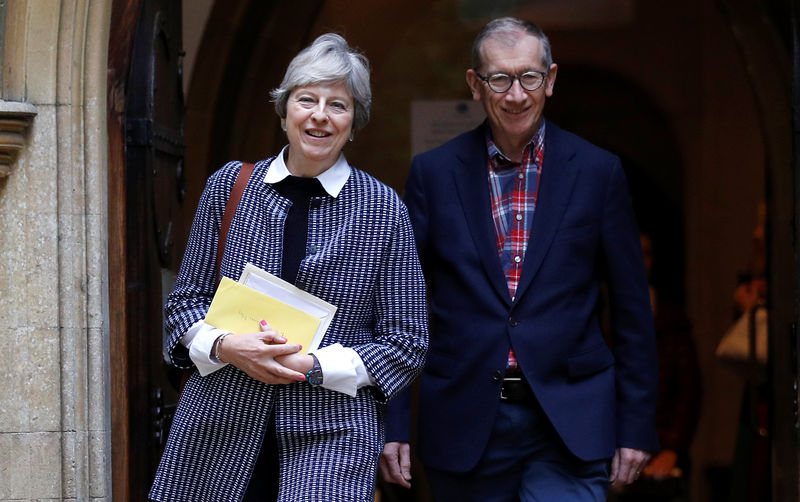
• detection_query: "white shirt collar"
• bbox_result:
[263,145,351,198]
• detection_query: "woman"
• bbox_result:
[149,34,428,502]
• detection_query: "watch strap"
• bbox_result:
[306,354,323,387]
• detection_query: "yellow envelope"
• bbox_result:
[204,277,321,353]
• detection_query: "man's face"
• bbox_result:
[466,31,557,155]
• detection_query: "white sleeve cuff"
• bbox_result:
[180,320,229,376]
[311,343,374,397]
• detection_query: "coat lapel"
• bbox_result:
[452,125,512,304]
[513,122,579,302]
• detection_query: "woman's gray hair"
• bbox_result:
[270,33,371,131]
[471,17,552,71]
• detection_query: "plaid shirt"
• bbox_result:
[487,121,545,369]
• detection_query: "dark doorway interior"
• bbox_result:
[108,1,799,500]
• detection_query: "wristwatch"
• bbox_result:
[306,354,323,387]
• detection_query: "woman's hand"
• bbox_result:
[275,352,314,375]
[217,320,307,384]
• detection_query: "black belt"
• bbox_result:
[500,374,535,402]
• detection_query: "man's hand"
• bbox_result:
[379,441,412,488]
[609,447,651,487]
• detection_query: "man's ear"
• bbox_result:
[465,69,482,101]
[545,64,558,97]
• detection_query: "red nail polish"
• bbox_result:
[260,320,267,327]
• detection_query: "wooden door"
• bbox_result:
[120,0,186,498]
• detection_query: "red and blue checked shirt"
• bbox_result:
[486,121,545,370]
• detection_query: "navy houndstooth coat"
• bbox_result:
[149,158,429,502]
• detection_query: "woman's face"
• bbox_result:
[284,80,354,177]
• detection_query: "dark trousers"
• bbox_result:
[425,398,609,502]
[242,412,279,502]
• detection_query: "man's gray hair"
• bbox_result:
[471,17,553,71]
[270,33,371,131]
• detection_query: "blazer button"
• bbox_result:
[509,317,519,327]
[310,199,322,209]
[492,370,503,382]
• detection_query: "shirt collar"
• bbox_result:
[485,119,547,165]
[263,145,351,198]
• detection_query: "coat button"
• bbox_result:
[509,317,519,327]
[310,199,322,209]
[492,370,503,382]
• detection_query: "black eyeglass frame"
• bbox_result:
[474,70,549,93]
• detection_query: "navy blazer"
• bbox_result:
[386,121,659,472]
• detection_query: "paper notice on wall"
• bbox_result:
[411,100,485,157]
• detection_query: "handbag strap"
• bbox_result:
[180,161,255,391]
[215,161,255,285]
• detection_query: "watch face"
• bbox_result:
[308,355,323,386]
[309,369,323,386]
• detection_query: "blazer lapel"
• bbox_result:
[452,126,512,305]
[514,122,579,302]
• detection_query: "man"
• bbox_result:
[380,17,659,501]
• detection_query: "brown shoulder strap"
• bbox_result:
[180,162,256,389]
[215,162,255,284]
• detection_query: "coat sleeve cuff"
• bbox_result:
[182,320,229,376]
[311,344,375,397]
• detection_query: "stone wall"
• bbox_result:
[0,1,111,500]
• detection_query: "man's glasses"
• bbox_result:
[475,70,548,93]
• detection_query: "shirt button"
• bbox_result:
[514,255,521,263]
[518,173,524,179]
[509,317,519,327]
[515,213,523,221]
[307,244,318,254]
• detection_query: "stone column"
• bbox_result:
[0,1,112,500]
